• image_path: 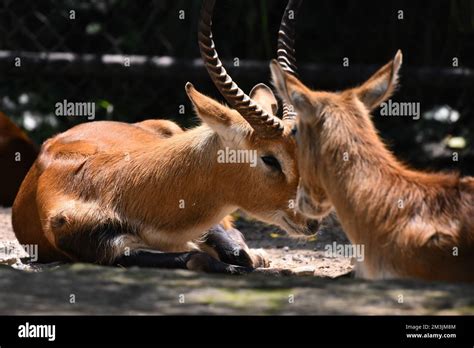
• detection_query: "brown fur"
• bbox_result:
[271,52,474,282]
[0,112,38,206]
[12,84,311,264]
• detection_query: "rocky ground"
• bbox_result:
[1,206,473,315]
[235,213,353,278]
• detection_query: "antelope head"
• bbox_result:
[185,0,320,234]
[271,48,403,218]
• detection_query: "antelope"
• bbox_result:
[271,50,474,282]
[12,0,315,274]
[0,112,38,206]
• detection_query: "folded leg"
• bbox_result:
[199,223,269,268]
[114,249,254,275]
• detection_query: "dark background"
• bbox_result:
[0,0,473,172]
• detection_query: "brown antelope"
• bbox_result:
[271,50,474,282]
[0,112,38,206]
[12,0,314,274]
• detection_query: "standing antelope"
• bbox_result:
[0,112,38,206]
[12,0,314,274]
[271,50,474,282]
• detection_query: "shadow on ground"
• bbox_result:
[0,263,473,315]
[1,207,473,315]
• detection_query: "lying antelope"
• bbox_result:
[0,112,38,206]
[12,0,314,274]
[271,50,474,282]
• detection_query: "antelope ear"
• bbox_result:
[270,60,313,122]
[185,83,251,139]
[249,83,278,115]
[354,50,402,111]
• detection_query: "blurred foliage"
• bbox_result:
[0,0,473,172]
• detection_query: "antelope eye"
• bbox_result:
[291,125,298,136]
[261,155,282,172]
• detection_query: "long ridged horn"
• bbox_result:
[278,0,302,121]
[199,0,284,138]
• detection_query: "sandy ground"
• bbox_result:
[0,207,29,262]
[2,206,474,315]
[235,214,352,277]
[0,206,352,276]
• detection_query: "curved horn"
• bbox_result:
[198,0,284,139]
[278,0,302,121]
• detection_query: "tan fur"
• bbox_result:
[134,119,184,138]
[12,84,311,263]
[271,52,474,282]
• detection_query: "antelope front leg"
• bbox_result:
[200,224,270,269]
[114,249,253,275]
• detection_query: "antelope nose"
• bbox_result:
[306,219,320,233]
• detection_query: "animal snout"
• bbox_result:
[306,219,320,233]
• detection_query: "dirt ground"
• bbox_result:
[1,206,473,315]
[0,207,29,264]
[235,213,352,277]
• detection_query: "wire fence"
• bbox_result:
[0,0,473,171]
[0,0,204,140]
